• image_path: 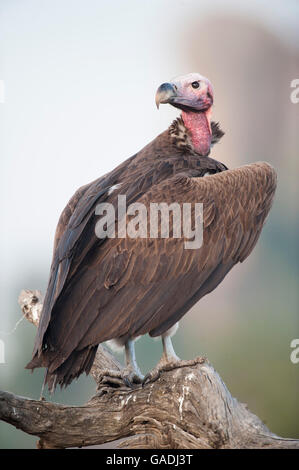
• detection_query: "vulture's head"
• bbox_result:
[155,73,213,113]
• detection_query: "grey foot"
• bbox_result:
[97,367,144,391]
[143,357,180,386]
[143,357,206,386]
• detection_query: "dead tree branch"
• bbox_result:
[0,289,298,449]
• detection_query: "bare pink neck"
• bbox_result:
[182,109,212,156]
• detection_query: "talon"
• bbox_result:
[123,376,132,388]
[96,365,144,391]
[142,369,161,386]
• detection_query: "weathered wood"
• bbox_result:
[0,289,298,449]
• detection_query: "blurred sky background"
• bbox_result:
[0,0,298,448]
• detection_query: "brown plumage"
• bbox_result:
[26,73,277,389]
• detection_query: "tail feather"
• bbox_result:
[26,345,98,391]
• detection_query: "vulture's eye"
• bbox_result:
[191,81,200,89]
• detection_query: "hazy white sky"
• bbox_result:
[0,0,298,329]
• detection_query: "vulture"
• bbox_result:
[26,73,277,390]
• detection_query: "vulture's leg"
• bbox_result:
[143,323,181,385]
[143,323,204,385]
[124,338,144,382]
[157,323,181,366]
[97,338,144,390]
[162,334,180,362]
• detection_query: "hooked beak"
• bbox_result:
[155,83,177,109]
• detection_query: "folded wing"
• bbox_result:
[27,162,276,388]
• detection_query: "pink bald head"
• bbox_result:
[155,72,213,112]
[156,72,214,156]
[169,73,213,112]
